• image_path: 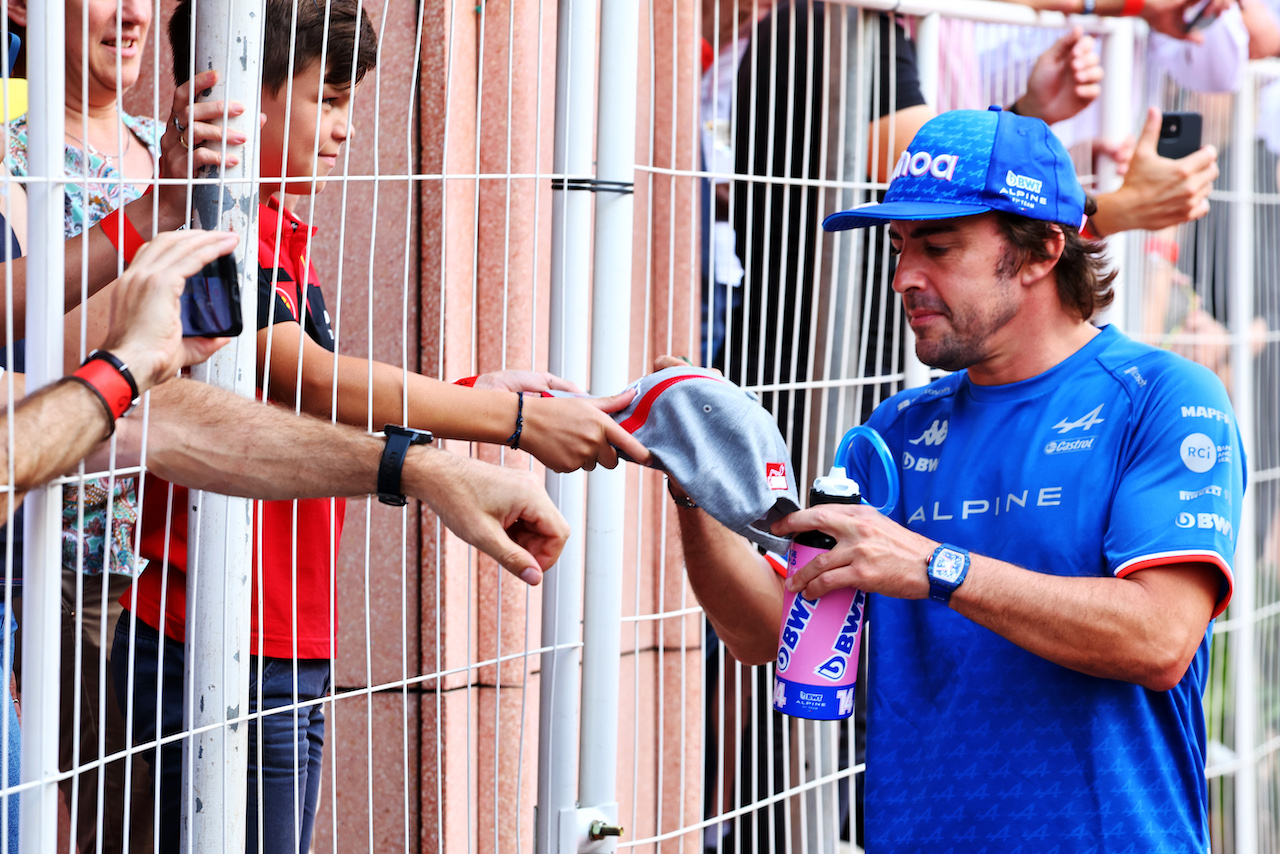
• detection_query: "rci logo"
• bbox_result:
[891,150,959,182]
[1180,433,1217,473]
[1176,511,1233,538]
[909,419,948,447]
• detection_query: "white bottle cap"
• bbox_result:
[812,465,861,499]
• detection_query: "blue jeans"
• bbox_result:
[112,614,330,854]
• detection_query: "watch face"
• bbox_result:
[931,549,966,583]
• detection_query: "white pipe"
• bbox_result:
[536,0,597,850]
[901,12,939,391]
[1097,18,1134,333]
[578,0,638,833]
[1228,66,1258,854]
[19,0,65,850]
[181,2,261,851]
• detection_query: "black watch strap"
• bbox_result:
[377,424,433,506]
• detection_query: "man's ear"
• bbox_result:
[7,1,27,29]
[1020,226,1066,286]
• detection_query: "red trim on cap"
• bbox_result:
[73,358,134,420]
[617,373,727,434]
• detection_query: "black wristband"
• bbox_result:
[86,349,140,405]
[62,375,117,436]
[505,392,524,451]
[377,424,434,507]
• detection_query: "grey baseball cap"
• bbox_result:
[612,367,800,553]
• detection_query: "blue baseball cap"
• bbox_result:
[823,106,1086,231]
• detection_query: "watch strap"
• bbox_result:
[377,424,434,506]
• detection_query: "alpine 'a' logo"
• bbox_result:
[908,419,948,447]
[1053,404,1105,434]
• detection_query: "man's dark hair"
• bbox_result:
[994,195,1115,322]
[170,0,378,94]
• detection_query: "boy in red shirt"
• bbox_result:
[115,3,646,852]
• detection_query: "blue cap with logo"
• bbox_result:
[823,106,1086,232]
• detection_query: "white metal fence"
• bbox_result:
[0,0,1275,852]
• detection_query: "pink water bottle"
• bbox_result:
[772,466,865,721]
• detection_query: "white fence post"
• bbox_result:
[1229,64,1258,854]
[181,2,261,850]
[537,0,597,850]
[18,0,65,850]
[577,0,639,849]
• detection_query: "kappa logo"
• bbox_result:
[891,150,960,183]
[766,462,788,491]
[1053,404,1105,434]
[909,419,949,447]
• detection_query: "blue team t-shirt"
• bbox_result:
[847,324,1244,853]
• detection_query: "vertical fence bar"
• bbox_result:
[1229,66,1258,854]
[1098,18,1134,332]
[537,0,597,850]
[18,0,65,849]
[182,2,261,850]
[578,0,640,847]
[902,11,938,391]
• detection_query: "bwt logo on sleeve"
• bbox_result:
[892,150,959,182]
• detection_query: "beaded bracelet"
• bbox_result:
[505,392,525,450]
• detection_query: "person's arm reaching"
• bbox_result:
[3,228,237,508]
[773,504,1220,691]
[1091,106,1218,236]
[1008,27,1103,126]
[258,319,649,473]
[123,378,567,583]
[1001,0,1233,43]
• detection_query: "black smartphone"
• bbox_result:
[1183,0,1218,32]
[181,250,243,337]
[1156,112,1202,160]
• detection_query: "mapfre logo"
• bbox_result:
[1176,511,1234,538]
[766,462,788,491]
[1180,433,1218,473]
[909,419,948,447]
[891,150,959,183]
[1052,404,1105,434]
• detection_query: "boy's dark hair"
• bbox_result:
[994,194,1116,322]
[170,0,377,94]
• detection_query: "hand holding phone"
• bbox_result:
[1156,111,1203,160]
[181,250,243,338]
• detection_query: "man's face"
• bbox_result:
[260,61,357,196]
[66,0,152,101]
[888,213,1020,373]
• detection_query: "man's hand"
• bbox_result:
[157,69,252,232]
[772,504,937,601]
[472,369,584,394]
[1091,107,1218,236]
[403,449,570,585]
[101,230,240,393]
[1141,0,1235,43]
[1014,27,1103,126]
[519,391,650,472]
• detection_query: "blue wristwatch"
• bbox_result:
[927,544,970,605]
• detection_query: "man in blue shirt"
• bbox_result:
[670,107,1244,852]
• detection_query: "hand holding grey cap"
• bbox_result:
[608,367,800,553]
